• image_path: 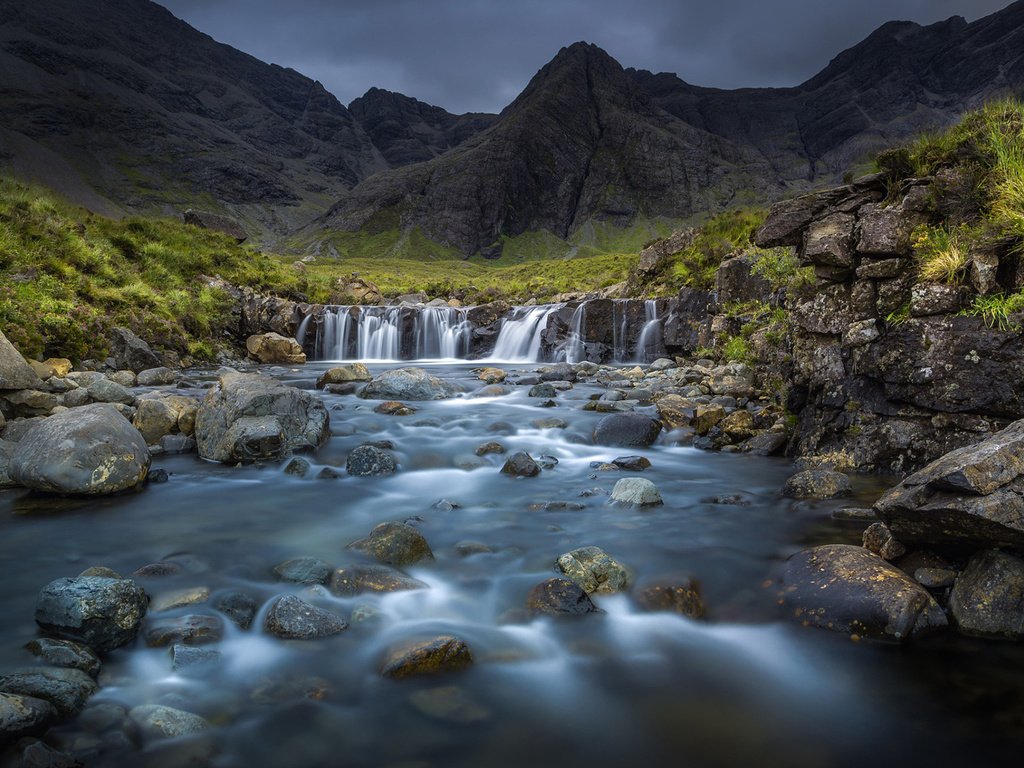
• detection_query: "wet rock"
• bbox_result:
[374,400,416,416]
[316,364,372,388]
[610,477,663,506]
[949,549,1024,639]
[782,470,852,499]
[143,615,223,647]
[380,635,473,679]
[535,454,558,470]
[528,383,557,398]
[555,546,631,594]
[529,501,587,511]
[150,586,210,612]
[283,456,311,477]
[914,567,957,589]
[245,332,306,364]
[85,378,134,406]
[0,693,56,742]
[194,371,329,463]
[273,557,333,585]
[2,737,80,767]
[214,591,258,630]
[35,576,148,653]
[477,367,506,384]
[693,404,726,436]
[328,565,428,596]
[739,432,788,456]
[135,367,176,386]
[359,367,462,401]
[526,577,601,617]
[408,685,490,723]
[133,562,183,577]
[170,645,221,673]
[862,522,906,561]
[780,544,947,641]
[263,595,347,640]
[0,668,97,717]
[634,579,705,619]
[612,456,651,471]
[158,434,195,455]
[500,451,541,478]
[132,395,199,445]
[593,412,662,447]
[831,507,878,522]
[348,522,434,566]
[455,541,495,556]
[346,445,397,476]
[129,704,208,740]
[0,331,44,390]
[474,441,506,456]
[10,404,149,495]
[23,639,100,678]
[532,417,567,429]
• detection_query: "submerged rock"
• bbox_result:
[359,367,463,401]
[380,635,473,679]
[949,549,1024,639]
[348,522,434,566]
[263,595,348,640]
[782,469,852,499]
[634,579,705,619]
[0,692,57,742]
[23,638,101,678]
[555,546,631,594]
[526,578,601,618]
[143,614,223,647]
[214,591,258,630]
[0,667,97,717]
[273,557,333,585]
[500,451,541,478]
[780,544,947,641]
[129,704,209,740]
[592,413,662,447]
[10,404,150,495]
[35,576,148,653]
[329,564,428,596]
[346,445,397,476]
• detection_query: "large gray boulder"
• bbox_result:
[108,327,162,373]
[359,367,463,401]
[10,404,150,495]
[195,372,329,463]
[35,576,148,653]
[592,413,662,447]
[0,330,43,390]
[949,549,1024,639]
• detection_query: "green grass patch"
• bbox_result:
[669,208,767,290]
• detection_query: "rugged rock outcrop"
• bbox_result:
[245,333,306,365]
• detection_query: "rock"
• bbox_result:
[862,522,906,560]
[532,417,567,429]
[245,332,306,365]
[150,587,210,612]
[2,390,59,416]
[780,544,947,641]
[755,187,853,248]
[739,432,788,456]
[0,668,97,717]
[654,394,694,429]
[477,367,506,384]
[474,441,506,456]
[408,685,489,723]
[914,567,957,589]
[526,578,600,617]
[263,594,347,640]
[214,591,258,630]
[170,644,221,673]
[0,330,44,390]
[0,693,56,742]
[500,451,541,477]
[634,579,705,619]
[23,639,101,678]
[35,576,148,653]
[611,456,651,471]
[782,470,851,499]
[348,522,434,566]
[316,363,372,388]
[107,327,161,373]
[693,404,726,436]
[346,445,397,476]
[194,372,329,463]
[328,565,428,596]
[948,549,1024,639]
[10,404,149,495]
[358,367,462,401]
[909,283,969,317]
[857,204,914,254]
[108,370,137,388]
[375,400,416,416]
[132,395,199,445]
[610,477,663,506]
[716,255,772,304]
[61,388,90,408]
[592,413,662,447]
[135,367,176,387]
[380,635,473,679]
[802,213,855,268]
[273,557,333,585]
[85,378,134,405]
[283,456,311,476]
[129,704,209,740]
[528,383,557,398]
[555,546,630,594]
[28,357,72,379]
[143,615,223,647]
[455,541,494,556]
[183,208,247,242]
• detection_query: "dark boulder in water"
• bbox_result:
[35,576,148,653]
[592,413,662,447]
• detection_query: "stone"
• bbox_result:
[610,477,663,506]
[909,283,968,317]
[273,557,333,585]
[28,357,72,379]
[10,404,149,495]
[214,591,258,630]
[0,668,97,717]
[477,367,506,384]
[780,544,947,641]
[358,367,462,401]
[328,565,428,596]
[194,372,329,463]
[108,370,137,388]
[329,276,382,305]
[263,594,348,640]
[316,364,372,388]
[948,549,1024,639]
[782,470,851,499]
[375,400,416,416]
[716,255,772,304]
[408,685,489,723]
[132,395,198,445]
[170,644,221,673]
[143,615,223,647]
[0,330,43,390]
[693,404,726,436]
[85,378,134,405]
[0,693,57,743]
[532,417,567,429]
[842,318,881,348]
[129,704,209,739]
[854,258,907,279]
[555,546,630,594]
[654,394,694,429]
[528,383,557,398]
[346,445,397,476]
[35,576,148,653]
[856,204,914,255]
[150,586,210,612]
[635,579,705,619]
[23,638,101,678]
[107,327,161,373]
[348,522,434,566]
[862,522,906,560]
[611,456,651,471]
[380,635,473,679]
[802,213,855,268]
[526,578,600,617]
[754,186,855,248]
[914,567,957,589]
[135,367,176,386]
[500,451,541,478]
[474,441,506,456]
[2,390,59,416]
[592,413,662,447]
[245,332,306,365]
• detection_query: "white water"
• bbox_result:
[300,306,471,361]
[564,303,587,364]
[491,305,563,361]
[634,300,662,363]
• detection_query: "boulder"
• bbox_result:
[273,557,333,585]
[0,330,43,390]
[23,639,101,678]
[316,364,371,388]
[85,378,134,406]
[346,445,397,476]
[592,413,662,447]
[610,477,663,506]
[0,667,97,717]
[183,208,247,242]
[948,549,1024,639]
[129,703,210,740]
[783,470,851,500]
[10,404,149,495]
[0,692,56,742]
[135,367,176,386]
[263,595,348,640]
[108,327,161,373]
[857,204,915,255]
[780,545,947,641]
[329,565,428,597]
[348,522,434,566]
[654,394,694,429]
[214,591,258,630]
[500,451,541,478]
[328,276,382,305]
[802,213,855,268]
[634,579,705,619]
[526,578,600,618]
[143,615,223,647]
[194,372,329,463]
[28,357,72,380]
[555,546,631,594]
[716,255,772,305]
[359,367,462,401]
[379,635,473,679]
[245,332,306,365]
[477,367,506,384]
[132,395,199,445]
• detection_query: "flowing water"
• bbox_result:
[1,362,1022,767]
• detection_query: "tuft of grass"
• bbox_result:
[961,292,1024,331]
[910,224,974,284]
[669,208,767,290]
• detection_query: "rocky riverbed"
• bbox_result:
[2,349,1024,767]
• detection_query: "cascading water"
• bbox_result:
[491,305,562,361]
[634,300,663,362]
[612,300,630,363]
[415,306,472,359]
[564,302,587,364]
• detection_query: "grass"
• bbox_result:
[961,292,1024,331]
[669,208,767,290]
[910,223,974,284]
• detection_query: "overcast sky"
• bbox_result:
[159,0,1012,114]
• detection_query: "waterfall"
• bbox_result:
[612,300,630,363]
[416,306,472,359]
[634,300,663,363]
[564,302,587,364]
[491,305,562,362]
[310,305,472,361]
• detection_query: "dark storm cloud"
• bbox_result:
[158,0,1012,113]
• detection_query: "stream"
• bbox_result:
[1,361,1022,767]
